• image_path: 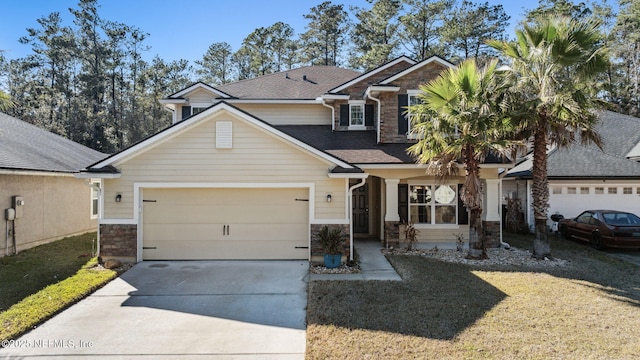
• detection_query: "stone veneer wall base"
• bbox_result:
[100,224,137,263]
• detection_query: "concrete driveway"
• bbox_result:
[1,261,309,359]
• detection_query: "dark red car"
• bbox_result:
[559,210,640,250]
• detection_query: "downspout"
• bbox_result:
[348,178,367,261]
[86,180,102,257]
[366,90,381,144]
[320,97,335,131]
[498,176,510,249]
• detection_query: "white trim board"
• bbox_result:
[90,102,355,171]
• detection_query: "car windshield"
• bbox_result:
[602,212,640,225]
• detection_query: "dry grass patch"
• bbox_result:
[307,234,640,359]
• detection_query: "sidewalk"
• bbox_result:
[309,240,402,281]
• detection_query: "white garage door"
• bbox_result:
[142,188,309,260]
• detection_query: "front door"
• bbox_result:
[352,181,369,234]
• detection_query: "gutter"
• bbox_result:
[366,89,382,144]
[320,98,336,132]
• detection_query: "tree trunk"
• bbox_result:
[532,122,551,259]
[463,145,487,259]
[467,207,486,259]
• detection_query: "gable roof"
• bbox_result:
[84,102,358,174]
[379,55,455,84]
[0,112,105,174]
[328,56,416,94]
[507,111,640,179]
[212,66,361,100]
[164,81,233,100]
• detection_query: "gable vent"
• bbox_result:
[216,121,233,149]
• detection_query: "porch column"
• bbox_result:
[384,179,400,221]
[384,179,400,247]
[484,179,501,222]
[484,179,501,248]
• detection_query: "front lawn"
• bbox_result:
[0,233,117,341]
[307,233,640,359]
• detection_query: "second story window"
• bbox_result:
[339,101,374,130]
[407,91,421,139]
[181,105,209,120]
[349,101,365,128]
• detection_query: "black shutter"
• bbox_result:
[365,104,374,126]
[398,184,408,223]
[458,184,469,225]
[339,104,349,127]
[181,106,191,120]
[398,94,408,135]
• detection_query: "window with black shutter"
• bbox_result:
[398,94,408,135]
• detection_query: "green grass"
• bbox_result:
[0,232,97,311]
[307,233,640,359]
[0,233,117,341]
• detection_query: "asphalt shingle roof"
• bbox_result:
[0,112,106,173]
[275,126,415,164]
[215,66,361,99]
[507,111,640,178]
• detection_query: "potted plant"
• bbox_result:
[316,225,345,268]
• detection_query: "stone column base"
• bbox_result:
[100,224,137,263]
[384,221,400,248]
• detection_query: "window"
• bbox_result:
[350,102,365,127]
[181,105,209,120]
[608,187,617,194]
[407,90,422,139]
[567,187,577,194]
[595,187,604,194]
[623,187,632,195]
[552,187,562,194]
[409,184,457,225]
[192,107,206,115]
[91,181,99,219]
[580,187,589,194]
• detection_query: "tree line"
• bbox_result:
[0,0,639,154]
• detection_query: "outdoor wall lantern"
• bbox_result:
[115,194,122,202]
[326,194,332,203]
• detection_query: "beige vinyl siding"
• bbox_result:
[233,103,330,125]
[187,88,217,105]
[103,111,346,220]
[0,174,97,256]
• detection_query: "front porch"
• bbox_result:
[350,174,502,250]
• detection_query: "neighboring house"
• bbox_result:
[80,56,509,263]
[0,112,105,257]
[504,110,640,229]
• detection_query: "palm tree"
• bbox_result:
[488,17,608,259]
[407,58,517,259]
[0,90,13,112]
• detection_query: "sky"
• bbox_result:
[1,1,542,65]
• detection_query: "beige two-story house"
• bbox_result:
[81,56,508,263]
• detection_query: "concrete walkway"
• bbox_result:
[309,240,402,281]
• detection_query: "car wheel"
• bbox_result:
[591,233,604,250]
[560,224,571,240]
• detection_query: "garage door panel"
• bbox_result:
[142,187,309,260]
[143,239,308,260]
